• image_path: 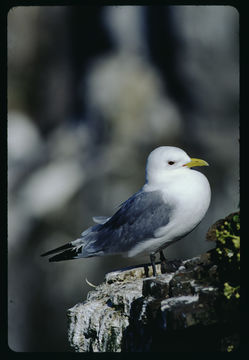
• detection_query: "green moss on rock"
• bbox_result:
[207,212,240,302]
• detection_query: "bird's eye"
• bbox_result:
[168,161,175,165]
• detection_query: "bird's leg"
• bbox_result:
[150,252,157,276]
[160,250,166,261]
[160,250,167,274]
[143,264,149,278]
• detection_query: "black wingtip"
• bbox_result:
[47,247,80,262]
[41,242,73,258]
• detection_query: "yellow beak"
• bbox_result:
[184,158,209,168]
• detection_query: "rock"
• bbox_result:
[68,212,240,352]
[67,257,238,352]
[68,265,148,352]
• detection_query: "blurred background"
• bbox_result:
[8,6,239,352]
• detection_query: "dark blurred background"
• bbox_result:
[8,6,239,352]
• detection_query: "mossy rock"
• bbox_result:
[207,211,240,308]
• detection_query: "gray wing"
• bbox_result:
[43,190,172,261]
[82,190,172,256]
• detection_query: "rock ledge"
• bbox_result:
[67,252,239,352]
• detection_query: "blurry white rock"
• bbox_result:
[19,160,85,218]
[8,111,42,163]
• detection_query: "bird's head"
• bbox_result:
[145,146,209,185]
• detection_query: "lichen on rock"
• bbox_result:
[207,211,240,301]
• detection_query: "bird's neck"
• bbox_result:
[143,175,168,192]
[144,168,192,192]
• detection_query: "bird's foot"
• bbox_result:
[160,259,167,274]
[160,250,167,274]
[150,253,157,276]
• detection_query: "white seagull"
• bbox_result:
[41,146,211,276]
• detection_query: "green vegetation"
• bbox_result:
[208,212,240,352]
[214,212,240,301]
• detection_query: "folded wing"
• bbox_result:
[41,190,172,262]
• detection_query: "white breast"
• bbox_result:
[160,169,211,235]
[127,169,211,257]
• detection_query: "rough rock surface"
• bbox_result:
[67,251,239,352]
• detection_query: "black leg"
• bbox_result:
[160,250,166,262]
[150,253,157,276]
[160,250,167,274]
[143,264,149,278]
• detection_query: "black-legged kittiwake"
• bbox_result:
[41,146,211,276]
